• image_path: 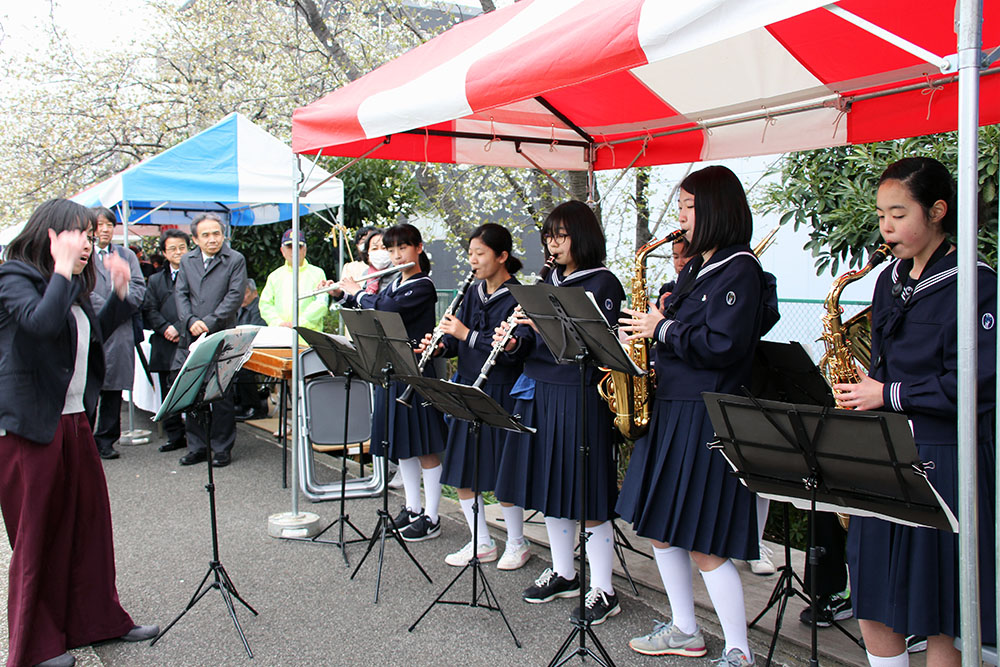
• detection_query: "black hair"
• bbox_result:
[382,223,431,273]
[356,225,381,264]
[93,206,117,224]
[469,223,522,274]
[541,200,606,269]
[159,228,192,252]
[5,198,96,297]
[680,165,753,257]
[878,157,958,235]
[190,213,227,237]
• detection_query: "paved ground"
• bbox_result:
[0,408,917,666]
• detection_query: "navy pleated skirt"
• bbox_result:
[847,440,997,642]
[440,378,516,492]
[616,398,758,561]
[370,380,447,461]
[494,380,618,522]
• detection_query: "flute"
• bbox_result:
[298,262,414,300]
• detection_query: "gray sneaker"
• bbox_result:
[628,620,707,657]
[712,648,754,666]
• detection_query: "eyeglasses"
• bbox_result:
[164,245,188,254]
[542,231,569,245]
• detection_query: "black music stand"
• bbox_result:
[150,328,260,658]
[745,342,860,653]
[703,392,956,667]
[339,308,433,603]
[403,376,534,647]
[508,283,642,667]
[289,327,374,563]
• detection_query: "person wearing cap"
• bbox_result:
[258,228,329,333]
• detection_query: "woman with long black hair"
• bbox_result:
[0,199,158,667]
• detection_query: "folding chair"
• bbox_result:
[296,348,385,501]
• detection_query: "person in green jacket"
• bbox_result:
[258,228,329,332]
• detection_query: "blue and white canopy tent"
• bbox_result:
[73,112,344,230]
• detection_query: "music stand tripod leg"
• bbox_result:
[408,420,521,647]
[350,369,432,603]
[152,405,257,658]
[548,354,615,667]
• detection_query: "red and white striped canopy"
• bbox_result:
[292,0,999,171]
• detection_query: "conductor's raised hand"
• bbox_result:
[619,307,664,341]
[48,228,89,279]
[104,252,132,299]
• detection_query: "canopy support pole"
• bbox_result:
[823,4,953,71]
[291,154,302,519]
[301,138,390,197]
[956,1,983,664]
[514,143,573,197]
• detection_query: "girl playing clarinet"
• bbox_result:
[494,200,626,625]
[421,223,532,570]
[331,223,447,542]
[834,157,996,667]
[618,165,775,666]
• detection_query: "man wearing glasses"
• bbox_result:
[142,229,191,453]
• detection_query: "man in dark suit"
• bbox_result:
[174,214,247,468]
[90,207,146,460]
[141,229,191,453]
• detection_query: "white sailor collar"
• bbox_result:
[551,265,613,287]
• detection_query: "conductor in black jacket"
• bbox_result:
[141,229,191,453]
[0,199,158,667]
[174,214,247,468]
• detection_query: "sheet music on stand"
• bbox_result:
[506,283,641,376]
[703,392,957,532]
[155,328,258,420]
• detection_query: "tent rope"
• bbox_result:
[920,74,944,121]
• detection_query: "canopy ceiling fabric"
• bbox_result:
[75,112,344,226]
[292,0,1000,171]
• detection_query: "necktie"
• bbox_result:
[203,256,211,270]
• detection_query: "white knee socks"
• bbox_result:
[421,464,442,522]
[397,457,423,513]
[459,495,491,545]
[866,651,909,667]
[653,546,697,635]
[756,495,770,542]
[700,559,751,658]
[545,516,577,580]
[585,521,615,595]
[500,504,524,546]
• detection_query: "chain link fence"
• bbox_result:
[765,298,871,361]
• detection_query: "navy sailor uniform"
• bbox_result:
[616,244,771,560]
[494,265,625,521]
[439,277,524,491]
[847,251,997,642]
[340,271,446,460]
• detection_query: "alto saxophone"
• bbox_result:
[818,242,893,530]
[597,229,685,440]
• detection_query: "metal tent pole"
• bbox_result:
[956,1,984,664]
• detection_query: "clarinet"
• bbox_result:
[471,256,555,389]
[396,269,477,408]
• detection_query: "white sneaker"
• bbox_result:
[445,539,498,566]
[497,538,532,570]
[387,468,404,489]
[749,542,776,575]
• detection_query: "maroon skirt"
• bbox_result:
[0,413,133,667]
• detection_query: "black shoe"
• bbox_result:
[98,447,120,460]
[799,593,853,627]
[179,450,207,466]
[523,568,581,603]
[234,408,255,422]
[391,505,419,529]
[570,587,621,626]
[212,451,232,468]
[906,635,928,653]
[400,513,441,542]
[120,624,159,642]
[159,440,185,453]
